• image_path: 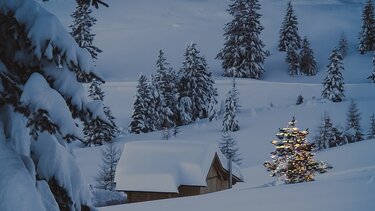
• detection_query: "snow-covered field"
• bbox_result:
[39,0,375,210]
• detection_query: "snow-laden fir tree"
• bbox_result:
[344,100,363,143]
[218,132,242,165]
[217,0,267,79]
[368,53,375,82]
[286,47,300,75]
[264,117,330,184]
[148,76,163,131]
[70,1,102,61]
[299,37,317,76]
[96,142,121,191]
[222,77,240,132]
[0,0,107,210]
[129,74,153,133]
[367,113,375,139]
[153,50,179,128]
[279,1,301,52]
[338,32,348,59]
[358,0,375,54]
[296,94,304,105]
[84,79,118,146]
[178,42,218,123]
[322,49,345,102]
[314,113,342,150]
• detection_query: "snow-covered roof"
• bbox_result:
[115,140,243,193]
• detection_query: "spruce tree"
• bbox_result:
[84,79,118,146]
[322,49,345,102]
[345,100,363,142]
[358,0,375,54]
[286,48,300,75]
[129,75,152,133]
[368,53,375,82]
[264,117,330,184]
[279,1,301,52]
[367,113,375,139]
[179,42,218,122]
[314,113,338,150]
[299,37,317,76]
[0,0,106,209]
[338,32,348,59]
[217,0,267,79]
[153,50,179,128]
[218,132,242,165]
[70,1,102,61]
[149,76,163,131]
[296,94,304,105]
[96,142,121,191]
[222,78,240,132]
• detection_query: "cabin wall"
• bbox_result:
[127,191,178,203]
[178,186,201,197]
[200,162,229,194]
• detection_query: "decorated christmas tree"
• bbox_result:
[264,117,331,184]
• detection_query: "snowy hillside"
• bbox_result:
[40,0,370,82]
[36,0,375,210]
[100,140,375,211]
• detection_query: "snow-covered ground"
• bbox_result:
[38,0,375,210]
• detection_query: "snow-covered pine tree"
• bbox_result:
[178,42,218,122]
[153,50,179,128]
[84,79,118,146]
[358,0,375,54]
[296,94,304,105]
[149,76,163,131]
[322,49,345,102]
[0,0,107,210]
[299,37,317,76]
[264,117,330,184]
[279,1,301,52]
[96,142,121,191]
[314,113,337,150]
[76,0,109,9]
[368,53,375,82]
[367,113,375,139]
[344,100,363,142]
[338,32,348,59]
[218,132,242,165]
[286,47,300,75]
[222,77,240,132]
[129,74,153,133]
[217,0,267,79]
[70,0,102,61]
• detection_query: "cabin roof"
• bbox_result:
[115,140,243,193]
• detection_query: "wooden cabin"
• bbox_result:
[115,141,243,203]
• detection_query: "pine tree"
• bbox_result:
[314,113,337,150]
[222,78,240,132]
[148,77,163,131]
[345,100,363,142]
[264,117,330,184]
[299,37,317,76]
[70,1,102,61]
[0,0,105,209]
[286,48,300,75]
[96,142,121,191]
[218,132,242,165]
[358,0,375,54]
[367,113,375,139]
[368,53,375,82]
[296,94,304,105]
[84,79,118,146]
[178,42,218,122]
[217,0,268,79]
[279,1,301,52]
[322,49,345,102]
[129,75,153,133]
[153,50,179,128]
[338,32,348,59]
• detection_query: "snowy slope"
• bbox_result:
[100,140,375,211]
[40,0,370,82]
